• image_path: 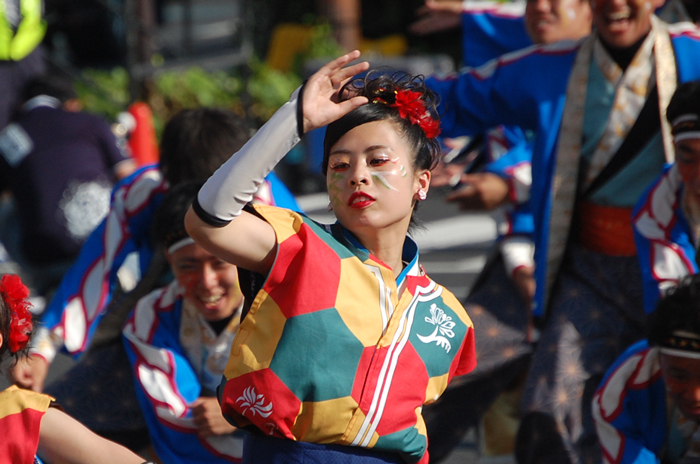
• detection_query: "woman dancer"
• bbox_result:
[186,51,476,464]
[0,273,145,464]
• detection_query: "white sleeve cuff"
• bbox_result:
[28,326,62,364]
[500,236,535,277]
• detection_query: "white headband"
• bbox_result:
[167,237,196,255]
[659,347,700,360]
[673,131,700,143]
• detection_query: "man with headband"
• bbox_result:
[122,182,244,463]
[634,80,700,313]
[593,273,700,463]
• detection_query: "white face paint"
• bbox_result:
[567,7,577,19]
[370,157,408,191]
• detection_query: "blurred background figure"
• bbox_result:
[0,74,135,300]
[593,274,700,464]
[0,0,46,130]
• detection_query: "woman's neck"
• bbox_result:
[353,226,408,280]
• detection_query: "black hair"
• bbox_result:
[647,274,700,346]
[151,181,204,250]
[322,71,441,175]
[159,108,251,186]
[21,74,77,104]
[0,295,11,362]
[667,80,700,124]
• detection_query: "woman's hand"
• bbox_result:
[302,50,370,133]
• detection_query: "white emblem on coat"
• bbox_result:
[59,181,111,242]
[236,386,273,418]
[417,303,456,353]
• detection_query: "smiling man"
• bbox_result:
[427,0,700,462]
[122,182,243,464]
[593,273,700,464]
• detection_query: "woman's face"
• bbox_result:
[326,120,430,237]
[168,244,243,322]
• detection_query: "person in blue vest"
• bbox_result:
[634,80,700,314]
[426,0,700,462]
[123,182,244,464]
[593,273,700,464]
[411,0,591,461]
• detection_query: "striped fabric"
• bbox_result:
[219,206,476,464]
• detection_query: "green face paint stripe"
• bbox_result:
[371,172,399,191]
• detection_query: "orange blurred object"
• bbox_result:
[127,102,159,166]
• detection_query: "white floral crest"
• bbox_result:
[416,304,455,352]
[236,386,273,418]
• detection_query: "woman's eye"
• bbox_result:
[370,158,390,167]
[329,162,349,171]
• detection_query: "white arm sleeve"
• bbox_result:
[194,87,302,225]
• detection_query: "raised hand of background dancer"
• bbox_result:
[409,0,463,36]
[446,172,510,210]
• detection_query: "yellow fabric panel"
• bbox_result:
[0,385,52,418]
[225,289,286,378]
[440,287,474,329]
[424,373,449,405]
[253,205,303,244]
[414,405,427,439]
[291,396,359,443]
[335,259,386,347]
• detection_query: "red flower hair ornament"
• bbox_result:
[374,89,441,139]
[0,274,33,353]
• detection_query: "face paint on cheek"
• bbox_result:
[327,172,343,206]
[372,171,401,191]
[178,273,200,298]
[390,158,408,178]
[566,7,576,19]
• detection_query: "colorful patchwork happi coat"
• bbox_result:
[0,385,52,464]
[218,205,476,464]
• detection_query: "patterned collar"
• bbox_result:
[333,224,421,288]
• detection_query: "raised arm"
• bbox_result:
[185,51,369,275]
